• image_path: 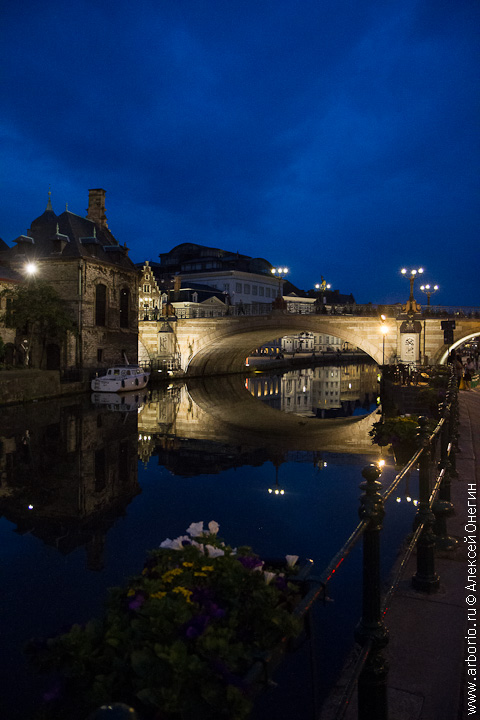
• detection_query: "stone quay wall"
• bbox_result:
[0,370,87,407]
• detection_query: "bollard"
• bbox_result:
[412,418,440,592]
[354,464,389,720]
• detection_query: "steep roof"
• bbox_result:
[5,196,136,272]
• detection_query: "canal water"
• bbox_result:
[0,363,418,719]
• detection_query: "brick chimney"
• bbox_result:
[86,188,108,228]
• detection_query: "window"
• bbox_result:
[120,287,129,328]
[259,287,264,296]
[95,284,107,326]
[143,284,150,293]
[223,283,230,292]
[266,288,271,297]
[236,283,242,293]
[97,348,103,362]
[244,284,250,294]
[252,285,258,295]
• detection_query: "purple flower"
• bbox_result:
[184,614,210,639]
[128,592,146,610]
[275,575,288,592]
[238,555,263,570]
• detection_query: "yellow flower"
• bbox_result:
[201,566,214,572]
[126,588,135,597]
[172,586,193,603]
[182,562,194,568]
[162,568,183,583]
[150,591,167,600]
[194,572,207,577]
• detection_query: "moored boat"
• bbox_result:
[90,365,150,393]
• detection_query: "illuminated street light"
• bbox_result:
[25,262,38,276]
[380,323,388,365]
[314,276,331,310]
[419,283,439,307]
[419,282,439,365]
[271,267,289,308]
[401,267,424,314]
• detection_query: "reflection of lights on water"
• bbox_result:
[268,488,285,495]
[138,434,152,441]
[28,504,34,510]
[377,459,385,469]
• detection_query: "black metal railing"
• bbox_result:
[87,372,459,720]
[243,370,459,719]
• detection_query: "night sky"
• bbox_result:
[1,1,479,306]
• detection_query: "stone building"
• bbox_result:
[1,189,139,370]
[139,242,281,310]
[0,243,22,363]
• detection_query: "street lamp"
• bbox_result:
[380,317,388,366]
[271,267,289,308]
[419,283,438,366]
[419,283,439,307]
[314,276,331,310]
[24,262,38,277]
[401,267,424,314]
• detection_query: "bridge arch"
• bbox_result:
[435,331,480,365]
[178,314,391,376]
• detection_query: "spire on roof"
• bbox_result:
[46,186,53,211]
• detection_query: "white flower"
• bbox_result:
[160,537,176,549]
[208,520,220,535]
[160,535,190,550]
[186,521,204,537]
[263,571,276,585]
[285,555,299,568]
[205,544,225,558]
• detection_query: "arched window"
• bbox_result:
[95,284,107,326]
[120,287,129,328]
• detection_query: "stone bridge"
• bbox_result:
[139,312,480,376]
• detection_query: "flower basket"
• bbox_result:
[369,415,425,466]
[27,522,306,720]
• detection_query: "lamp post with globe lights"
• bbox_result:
[271,267,289,309]
[419,283,439,308]
[419,283,439,365]
[315,276,331,312]
[401,267,424,314]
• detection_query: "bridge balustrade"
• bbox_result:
[140,303,479,321]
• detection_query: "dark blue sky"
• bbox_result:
[1,0,478,306]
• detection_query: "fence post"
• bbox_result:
[433,402,457,550]
[412,417,440,592]
[354,464,389,720]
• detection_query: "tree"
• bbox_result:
[0,281,77,368]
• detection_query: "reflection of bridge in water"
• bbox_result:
[139,373,382,456]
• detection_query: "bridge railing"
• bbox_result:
[140,303,480,321]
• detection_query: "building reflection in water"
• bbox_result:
[245,362,379,418]
[0,396,140,571]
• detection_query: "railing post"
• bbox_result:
[412,417,440,592]
[354,464,389,720]
[433,402,457,550]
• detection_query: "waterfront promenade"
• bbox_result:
[321,387,478,720]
